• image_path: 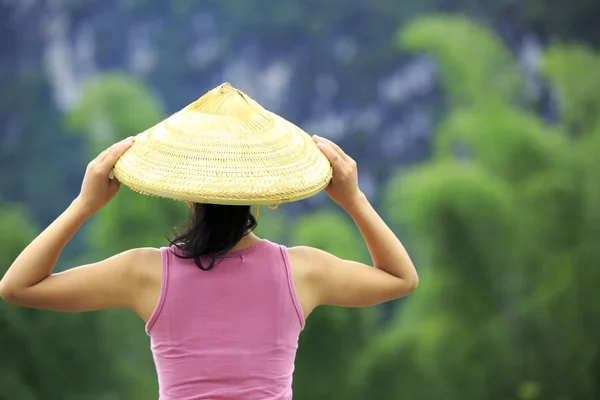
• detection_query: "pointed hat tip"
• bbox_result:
[218,82,234,94]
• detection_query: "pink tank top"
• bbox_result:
[145,239,305,400]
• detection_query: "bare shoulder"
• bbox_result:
[127,247,162,269]
[285,246,329,318]
[287,245,415,308]
[286,245,360,315]
[286,245,316,266]
[123,247,163,286]
[287,245,331,267]
[121,247,163,322]
[287,245,346,275]
[0,247,164,317]
[286,245,334,281]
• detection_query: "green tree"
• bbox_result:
[67,73,187,398]
[399,15,521,107]
[67,72,186,255]
[291,210,374,400]
[356,15,600,400]
[542,44,600,135]
[0,201,116,399]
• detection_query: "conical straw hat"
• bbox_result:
[113,83,332,205]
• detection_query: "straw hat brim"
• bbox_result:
[113,83,332,206]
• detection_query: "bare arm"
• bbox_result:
[1,200,89,294]
[345,192,418,290]
[0,137,149,314]
[292,136,418,310]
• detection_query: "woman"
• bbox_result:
[0,85,418,399]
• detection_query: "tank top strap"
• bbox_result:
[145,246,171,335]
[274,243,305,330]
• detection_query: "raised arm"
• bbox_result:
[0,137,156,318]
[290,136,418,311]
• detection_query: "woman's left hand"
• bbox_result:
[74,137,134,215]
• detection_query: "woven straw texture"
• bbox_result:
[113,83,333,205]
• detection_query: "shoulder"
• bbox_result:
[287,246,317,267]
[287,245,322,258]
[287,246,337,267]
[284,246,331,317]
[115,247,163,286]
[101,248,163,321]
[286,245,339,280]
[115,247,162,267]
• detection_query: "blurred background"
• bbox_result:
[2,0,600,399]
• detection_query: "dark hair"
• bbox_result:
[169,203,257,270]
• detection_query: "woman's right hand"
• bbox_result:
[313,135,363,211]
[75,137,134,216]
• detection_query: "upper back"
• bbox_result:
[146,239,304,400]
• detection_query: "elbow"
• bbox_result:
[406,261,419,292]
[0,281,20,304]
[407,273,419,293]
[397,271,419,298]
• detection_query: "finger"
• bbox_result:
[94,143,120,166]
[99,138,134,173]
[316,140,343,169]
[105,177,121,197]
[313,135,350,162]
[319,137,352,162]
[109,177,121,190]
[95,148,111,164]
[98,137,133,163]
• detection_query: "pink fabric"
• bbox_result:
[146,239,305,400]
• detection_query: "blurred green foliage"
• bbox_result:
[541,44,600,135]
[0,203,116,399]
[2,11,600,400]
[352,15,600,400]
[400,15,521,106]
